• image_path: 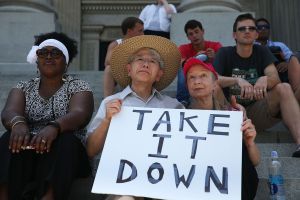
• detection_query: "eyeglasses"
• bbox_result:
[257,24,270,31]
[36,48,64,59]
[237,26,257,33]
[132,56,160,66]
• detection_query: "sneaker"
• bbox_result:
[292,146,300,158]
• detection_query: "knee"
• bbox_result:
[273,83,293,97]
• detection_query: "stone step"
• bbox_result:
[255,140,299,199]
[0,63,36,73]
[255,178,300,200]
[256,127,293,144]
[69,177,107,200]
[255,157,300,200]
[1,70,299,200]
[256,157,300,179]
[0,70,177,132]
[70,179,300,200]
[69,157,300,200]
[257,143,297,157]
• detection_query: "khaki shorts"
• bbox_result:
[245,99,281,131]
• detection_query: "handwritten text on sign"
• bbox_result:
[92,107,243,200]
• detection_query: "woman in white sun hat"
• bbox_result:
[86,35,184,200]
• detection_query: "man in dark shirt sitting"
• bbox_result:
[213,13,300,157]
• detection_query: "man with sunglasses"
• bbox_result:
[255,17,300,102]
[213,13,300,157]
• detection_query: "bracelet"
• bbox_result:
[11,120,26,130]
[9,116,26,127]
[46,121,61,134]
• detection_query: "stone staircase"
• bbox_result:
[255,131,300,199]
[1,68,299,200]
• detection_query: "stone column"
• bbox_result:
[0,0,56,72]
[171,0,243,47]
[81,26,104,71]
[178,0,242,12]
[52,0,81,70]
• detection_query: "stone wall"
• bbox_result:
[255,0,300,52]
[1,0,299,71]
[80,0,181,71]
[0,1,56,67]
[52,0,81,70]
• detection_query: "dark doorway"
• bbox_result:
[99,41,111,71]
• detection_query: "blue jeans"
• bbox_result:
[176,67,190,106]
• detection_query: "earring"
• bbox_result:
[62,74,67,82]
[62,66,68,82]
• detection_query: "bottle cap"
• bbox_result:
[195,54,208,62]
[271,150,278,158]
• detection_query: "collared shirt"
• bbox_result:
[139,4,177,32]
[255,40,293,61]
[87,85,184,135]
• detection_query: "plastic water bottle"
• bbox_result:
[269,151,286,200]
[195,53,208,62]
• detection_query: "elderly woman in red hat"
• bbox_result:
[183,57,260,200]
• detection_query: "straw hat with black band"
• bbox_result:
[110,35,181,91]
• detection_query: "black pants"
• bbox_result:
[278,70,289,83]
[144,30,170,39]
[242,143,259,200]
[0,132,91,200]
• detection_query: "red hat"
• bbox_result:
[183,57,218,80]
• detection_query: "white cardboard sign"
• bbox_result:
[92,106,243,200]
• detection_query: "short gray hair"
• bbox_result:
[128,47,164,69]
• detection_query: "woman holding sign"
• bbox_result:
[183,57,260,200]
[86,35,184,200]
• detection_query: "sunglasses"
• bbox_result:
[257,24,270,31]
[237,26,257,33]
[36,48,64,59]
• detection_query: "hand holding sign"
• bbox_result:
[92,107,243,200]
[241,119,260,166]
[241,119,256,144]
[105,99,122,121]
[230,96,247,120]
